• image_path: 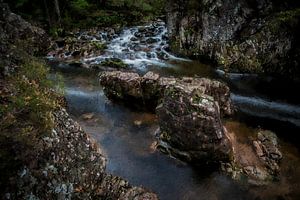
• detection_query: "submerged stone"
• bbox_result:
[223,122,283,185]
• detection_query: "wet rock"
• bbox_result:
[157,51,170,60]
[130,37,138,41]
[100,71,143,101]
[71,50,81,57]
[255,130,282,171]
[48,30,109,63]
[82,113,95,120]
[146,38,160,44]
[222,125,283,185]
[134,32,143,38]
[99,58,128,69]
[156,85,233,163]
[119,187,158,200]
[99,71,234,164]
[99,70,283,185]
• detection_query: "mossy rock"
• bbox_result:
[90,41,107,51]
[100,58,128,69]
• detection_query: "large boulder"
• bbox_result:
[99,71,233,115]
[156,85,233,163]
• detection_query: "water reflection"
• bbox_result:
[49,63,300,200]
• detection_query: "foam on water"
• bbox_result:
[84,21,190,70]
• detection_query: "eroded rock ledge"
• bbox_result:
[99,70,282,185]
[4,109,158,200]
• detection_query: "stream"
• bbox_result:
[49,21,300,200]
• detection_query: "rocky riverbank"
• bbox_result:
[166,0,300,78]
[2,107,158,198]
[0,2,157,199]
[4,109,157,199]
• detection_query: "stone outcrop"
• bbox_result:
[3,109,157,199]
[166,0,300,78]
[99,71,233,116]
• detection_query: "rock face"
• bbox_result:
[166,0,300,78]
[99,71,233,115]
[4,109,157,199]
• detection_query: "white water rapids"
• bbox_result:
[83,21,189,69]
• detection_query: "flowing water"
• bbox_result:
[49,21,300,200]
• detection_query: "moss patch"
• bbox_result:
[268,8,300,34]
[100,58,128,69]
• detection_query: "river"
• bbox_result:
[49,21,300,200]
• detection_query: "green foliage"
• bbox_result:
[9,0,166,31]
[100,58,128,68]
[89,10,123,27]
[0,57,63,191]
[0,59,63,154]
[91,41,107,51]
[49,27,64,38]
[15,0,29,8]
[269,8,300,34]
[275,8,300,24]
[70,0,91,16]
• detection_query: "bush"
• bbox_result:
[0,58,63,159]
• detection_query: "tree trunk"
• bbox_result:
[43,0,52,28]
[53,0,61,26]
